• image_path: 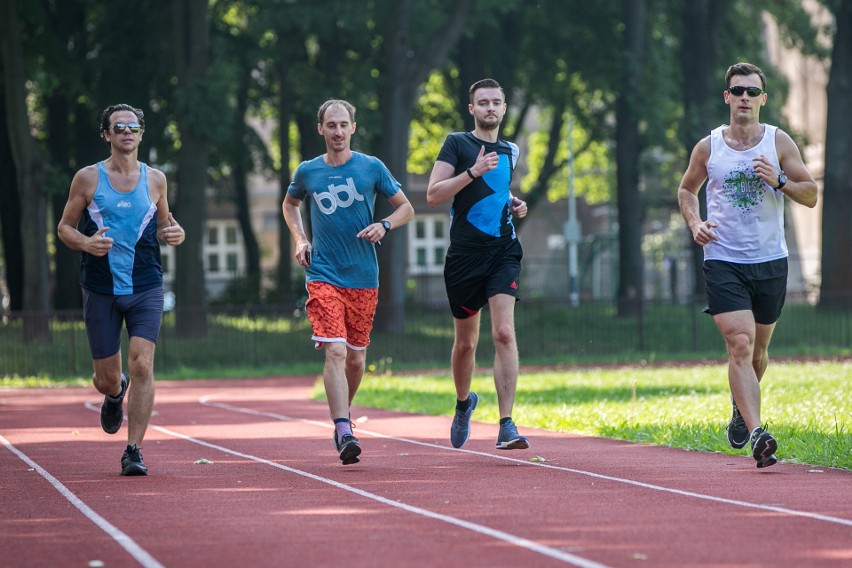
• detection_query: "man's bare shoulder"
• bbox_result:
[70,164,100,191]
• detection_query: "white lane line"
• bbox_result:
[200,396,852,529]
[149,422,611,568]
[0,434,165,568]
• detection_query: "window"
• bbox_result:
[208,254,220,273]
[408,215,449,275]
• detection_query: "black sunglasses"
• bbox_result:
[111,122,142,134]
[727,86,763,97]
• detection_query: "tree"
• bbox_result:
[172,0,213,336]
[375,0,475,332]
[614,0,646,317]
[0,0,51,342]
[820,1,852,309]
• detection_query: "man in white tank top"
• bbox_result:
[677,63,818,469]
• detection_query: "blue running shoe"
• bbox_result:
[750,427,778,469]
[496,418,529,450]
[450,392,478,448]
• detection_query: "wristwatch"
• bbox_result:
[774,172,787,190]
[381,219,392,233]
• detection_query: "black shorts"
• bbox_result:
[703,258,787,325]
[82,287,164,359]
[444,239,523,319]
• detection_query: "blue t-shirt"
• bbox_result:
[80,162,161,295]
[436,132,520,250]
[288,152,401,288]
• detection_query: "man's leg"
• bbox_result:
[489,293,528,450]
[753,322,776,382]
[323,342,349,420]
[126,336,157,447]
[713,310,762,432]
[344,346,366,405]
[92,354,123,397]
[452,314,480,400]
[488,294,518,418]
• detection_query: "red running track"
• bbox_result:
[1,376,850,568]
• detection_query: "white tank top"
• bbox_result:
[704,124,787,263]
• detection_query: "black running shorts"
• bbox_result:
[443,239,523,319]
[82,286,164,359]
[702,258,787,325]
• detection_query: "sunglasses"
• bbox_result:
[727,86,763,97]
[111,122,142,134]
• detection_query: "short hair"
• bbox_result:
[725,63,766,90]
[469,78,505,103]
[100,103,145,134]
[317,99,356,124]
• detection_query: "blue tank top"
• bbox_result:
[80,162,162,295]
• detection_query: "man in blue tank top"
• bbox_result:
[283,99,414,465]
[427,79,531,452]
[57,103,186,476]
[677,63,818,468]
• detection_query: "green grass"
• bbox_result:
[328,360,852,470]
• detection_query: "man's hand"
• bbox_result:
[86,227,113,257]
[691,219,718,245]
[160,213,185,246]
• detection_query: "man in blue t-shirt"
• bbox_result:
[427,79,531,452]
[283,99,413,465]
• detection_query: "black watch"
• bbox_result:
[774,172,787,190]
[381,219,392,233]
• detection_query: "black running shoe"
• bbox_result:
[726,401,749,449]
[333,432,361,465]
[121,444,148,476]
[100,373,129,435]
[750,427,778,469]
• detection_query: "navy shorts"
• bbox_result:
[703,258,787,325]
[82,287,164,359]
[444,239,523,319]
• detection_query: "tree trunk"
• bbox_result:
[0,81,24,313]
[173,0,210,336]
[679,0,730,302]
[232,70,261,303]
[819,4,852,310]
[615,0,645,318]
[375,0,474,333]
[0,0,51,342]
[273,56,295,308]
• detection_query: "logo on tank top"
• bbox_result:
[723,162,766,215]
[117,200,132,208]
[312,178,365,215]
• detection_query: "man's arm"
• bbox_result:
[776,130,818,208]
[426,145,498,207]
[151,168,185,247]
[677,136,717,246]
[56,166,114,256]
[282,194,311,267]
[356,190,414,244]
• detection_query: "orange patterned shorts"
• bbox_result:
[305,281,379,350]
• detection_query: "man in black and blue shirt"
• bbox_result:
[427,78,530,451]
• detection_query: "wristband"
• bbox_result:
[466,168,476,180]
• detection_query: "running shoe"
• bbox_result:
[726,399,749,449]
[750,427,778,469]
[334,432,361,465]
[496,418,529,450]
[100,373,129,435]
[121,444,148,476]
[450,392,478,448]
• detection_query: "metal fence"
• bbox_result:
[2,295,850,379]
